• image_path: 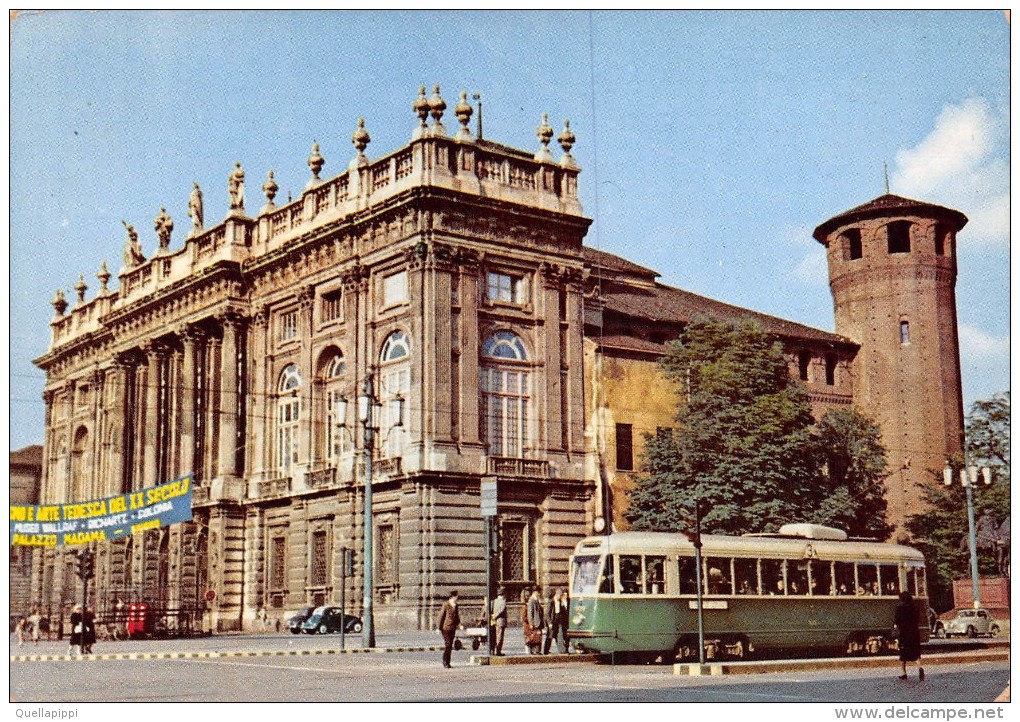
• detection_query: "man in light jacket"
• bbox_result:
[490,587,508,656]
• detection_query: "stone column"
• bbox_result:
[248,306,269,482]
[217,313,241,483]
[143,342,164,488]
[90,368,106,498]
[179,326,202,478]
[540,264,564,452]
[458,254,482,445]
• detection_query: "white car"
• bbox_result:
[943,608,1000,638]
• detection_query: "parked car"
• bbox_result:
[943,608,1000,638]
[928,608,945,639]
[301,606,363,635]
[288,606,317,635]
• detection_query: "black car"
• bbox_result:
[288,606,317,635]
[301,606,363,635]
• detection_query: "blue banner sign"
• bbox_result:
[9,475,193,546]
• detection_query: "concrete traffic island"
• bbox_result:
[674,648,1009,676]
[471,652,603,665]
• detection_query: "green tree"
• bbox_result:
[811,407,893,540]
[905,392,1010,610]
[626,317,821,535]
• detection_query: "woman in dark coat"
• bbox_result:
[894,591,924,680]
[68,605,83,657]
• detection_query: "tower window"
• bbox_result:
[844,229,862,260]
[935,226,948,257]
[616,423,634,471]
[887,221,911,254]
[900,320,910,345]
[798,350,811,382]
[824,353,836,386]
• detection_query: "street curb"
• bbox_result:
[9,645,445,663]
[470,653,604,666]
[674,649,1010,676]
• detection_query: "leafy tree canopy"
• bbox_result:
[625,317,892,539]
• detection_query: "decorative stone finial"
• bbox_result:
[228,162,246,213]
[188,182,204,236]
[52,289,67,316]
[122,220,145,268]
[351,117,371,158]
[413,86,430,130]
[262,169,279,213]
[74,274,88,304]
[454,90,473,141]
[307,142,324,185]
[97,261,111,293]
[154,206,173,252]
[535,112,554,161]
[428,85,446,135]
[558,119,577,168]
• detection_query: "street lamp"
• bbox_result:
[943,459,992,609]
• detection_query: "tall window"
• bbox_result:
[323,354,348,462]
[321,289,343,322]
[798,350,811,381]
[277,365,302,470]
[615,423,634,471]
[500,519,534,588]
[310,529,329,588]
[481,331,530,458]
[278,310,298,342]
[379,331,410,458]
[887,221,911,254]
[378,522,397,587]
[486,271,528,305]
[900,320,911,345]
[383,271,408,306]
[270,535,287,591]
[844,229,862,260]
[824,353,836,386]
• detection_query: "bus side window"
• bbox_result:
[788,561,809,595]
[909,566,927,597]
[734,558,757,594]
[678,557,698,595]
[620,555,642,594]
[834,561,855,595]
[810,560,833,596]
[857,563,878,595]
[878,564,899,596]
[761,559,784,594]
[598,555,616,594]
[645,556,665,594]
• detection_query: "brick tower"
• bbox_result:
[813,194,968,539]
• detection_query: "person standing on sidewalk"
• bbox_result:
[490,587,507,656]
[69,605,83,657]
[437,590,462,668]
[894,591,924,681]
[524,588,544,654]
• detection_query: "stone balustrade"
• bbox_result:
[487,456,550,479]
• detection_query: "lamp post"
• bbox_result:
[357,370,381,648]
[944,458,992,609]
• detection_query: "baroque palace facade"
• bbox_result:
[28,86,965,631]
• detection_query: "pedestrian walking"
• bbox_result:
[81,607,96,655]
[524,588,544,654]
[15,617,26,646]
[257,605,269,633]
[542,588,556,654]
[894,591,924,681]
[27,608,41,645]
[69,605,83,657]
[554,588,570,654]
[490,587,507,656]
[437,590,462,668]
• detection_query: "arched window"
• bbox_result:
[379,332,410,458]
[480,331,531,458]
[323,353,348,462]
[277,364,302,470]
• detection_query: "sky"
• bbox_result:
[8,10,1011,451]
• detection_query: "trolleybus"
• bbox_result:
[566,524,928,662]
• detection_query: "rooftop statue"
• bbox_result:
[122,220,145,268]
[228,162,245,212]
[188,182,204,235]
[154,207,174,251]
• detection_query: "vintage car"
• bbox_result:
[942,608,1000,638]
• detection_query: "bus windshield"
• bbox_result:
[571,554,602,595]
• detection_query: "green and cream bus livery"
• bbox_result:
[567,524,928,662]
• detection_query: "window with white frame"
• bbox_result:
[324,354,348,462]
[277,364,302,470]
[321,289,343,323]
[379,331,410,459]
[480,331,530,458]
[382,271,408,307]
[486,271,528,305]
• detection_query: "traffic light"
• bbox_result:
[76,549,95,580]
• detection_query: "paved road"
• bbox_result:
[9,633,1009,704]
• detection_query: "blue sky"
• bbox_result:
[8,10,1010,451]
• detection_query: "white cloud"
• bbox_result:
[957,323,1009,364]
[891,98,1009,248]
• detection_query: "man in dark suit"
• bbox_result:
[437,590,461,668]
